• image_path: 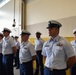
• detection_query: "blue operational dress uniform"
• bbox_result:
[0,33,4,75]
[14,36,20,69]
[70,29,76,75]
[34,32,44,75]
[2,28,16,75]
[42,20,75,75]
[19,30,36,75]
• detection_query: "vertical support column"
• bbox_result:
[21,0,26,30]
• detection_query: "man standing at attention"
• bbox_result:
[0,33,4,75]
[70,29,76,75]
[19,30,36,75]
[42,20,75,75]
[14,36,20,69]
[2,28,17,75]
[34,32,44,75]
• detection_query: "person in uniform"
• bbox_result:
[19,30,36,75]
[12,35,17,67]
[0,33,4,75]
[34,32,44,75]
[42,20,76,75]
[70,29,76,75]
[14,36,20,69]
[11,36,14,39]
[2,28,17,75]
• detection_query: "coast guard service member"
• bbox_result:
[42,20,75,75]
[70,29,76,75]
[19,30,36,75]
[0,33,4,75]
[2,28,17,75]
[14,36,20,69]
[34,32,44,75]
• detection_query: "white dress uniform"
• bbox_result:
[2,36,16,55]
[71,40,76,55]
[2,27,16,75]
[14,39,20,68]
[71,29,76,55]
[14,40,20,50]
[34,38,44,75]
[20,30,36,75]
[42,35,75,69]
[19,40,36,63]
[70,29,76,75]
[35,38,44,51]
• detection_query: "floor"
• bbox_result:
[14,68,35,75]
[14,67,20,75]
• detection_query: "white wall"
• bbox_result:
[26,16,76,38]
[26,0,76,25]
[0,0,76,37]
[26,0,76,37]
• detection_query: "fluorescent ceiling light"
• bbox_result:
[0,0,10,8]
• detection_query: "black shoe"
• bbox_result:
[16,67,19,69]
[13,64,16,67]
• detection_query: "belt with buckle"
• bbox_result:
[49,68,53,71]
[4,54,13,56]
[45,66,54,71]
[20,60,32,64]
[20,62,26,64]
[45,66,65,71]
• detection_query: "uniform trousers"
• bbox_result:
[16,49,19,68]
[44,67,66,75]
[2,54,14,75]
[13,54,17,66]
[0,53,4,75]
[70,63,76,75]
[34,50,44,75]
[20,60,33,75]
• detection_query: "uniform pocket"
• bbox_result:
[22,48,28,53]
[55,46,63,50]
[53,46,63,56]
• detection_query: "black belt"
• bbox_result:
[45,66,65,71]
[3,54,13,56]
[21,60,32,64]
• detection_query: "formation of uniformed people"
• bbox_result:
[0,20,76,75]
[70,29,76,75]
[34,32,44,75]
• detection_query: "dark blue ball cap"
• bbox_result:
[47,20,62,29]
